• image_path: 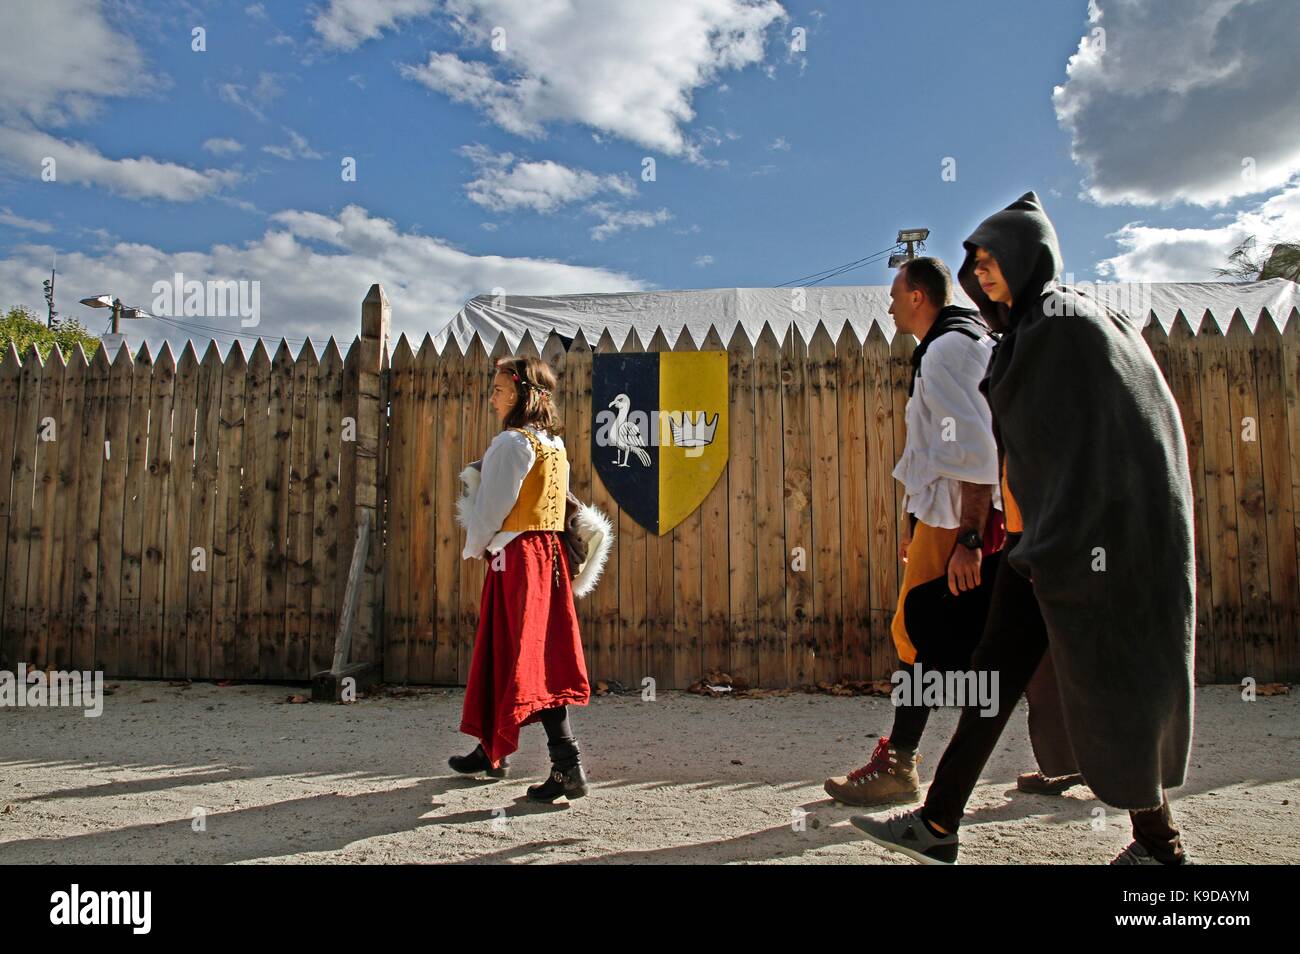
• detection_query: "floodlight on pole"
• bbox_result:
[79,293,150,343]
[893,227,930,265]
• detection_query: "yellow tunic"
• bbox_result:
[890,520,961,664]
[1001,458,1023,533]
[892,458,1022,662]
[500,427,568,533]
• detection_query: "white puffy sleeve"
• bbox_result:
[918,335,1000,485]
[461,429,535,559]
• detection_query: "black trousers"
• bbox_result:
[920,536,1183,862]
[539,705,580,768]
[889,693,932,752]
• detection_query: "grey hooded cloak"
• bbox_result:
[958,192,1195,810]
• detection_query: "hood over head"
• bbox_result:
[957,191,1063,331]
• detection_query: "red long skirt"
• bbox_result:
[459,530,590,766]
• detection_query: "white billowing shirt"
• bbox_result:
[891,331,1002,529]
[462,425,568,559]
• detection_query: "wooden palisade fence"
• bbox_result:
[1,286,1296,688]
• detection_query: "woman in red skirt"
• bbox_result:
[450,355,591,802]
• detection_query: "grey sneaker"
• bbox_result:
[850,808,959,865]
[1111,841,1193,865]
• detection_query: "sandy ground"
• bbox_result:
[1,681,1295,864]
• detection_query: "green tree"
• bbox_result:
[0,304,102,362]
[1215,237,1300,282]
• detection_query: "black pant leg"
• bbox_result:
[888,692,932,752]
[1130,796,1184,863]
[539,705,580,767]
[921,544,1050,833]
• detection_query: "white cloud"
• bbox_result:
[203,137,244,155]
[0,205,53,233]
[0,0,146,127]
[0,126,239,202]
[218,73,285,122]
[460,144,635,213]
[0,207,53,233]
[262,128,323,161]
[313,0,439,49]
[1054,0,1300,206]
[399,0,786,158]
[0,204,646,348]
[694,255,714,267]
[768,136,790,151]
[1097,179,1300,281]
[587,204,672,242]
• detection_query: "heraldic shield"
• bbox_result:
[591,350,729,535]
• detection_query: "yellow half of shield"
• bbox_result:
[657,350,729,535]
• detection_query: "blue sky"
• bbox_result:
[2,0,1297,351]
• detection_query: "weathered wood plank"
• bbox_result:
[212,344,247,678]
[309,339,345,676]
[665,325,698,690]
[589,329,620,685]
[259,340,295,680]
[726,324,758,685]
[1166,315,1215,684]
[864,323,898,680]
[566,331,598,677]
[385,335,415,683]
[118,343,153,677]
[286,340,318,680]
[354,287,389,668]
[28,345,68,669]
[72,346,110,671]
[338,337,361,667]
[0,343,24,667]
[407,335,438,683]
[186,342,222,681]
[699,325,731,680]
[3,346,43,669]
[1252,312,1297,684]
[781,326,813,688]
[1281,309,1300,680]
[753,323,786,687]
[836,323,872,681]
[1225,314,1269,679]
[808,322,842,684]
[95,343,134,675]
[162,342,198,678]
[1197,315,1242,682]
[138,344,175,678]
[433,335,465,686]
[49,346,87,670]
[239,341,271,679]
[616,329,649,689]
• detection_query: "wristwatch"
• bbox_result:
[957,529,983,550]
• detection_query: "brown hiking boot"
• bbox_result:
[824,736,920,807]
[1016,771,1083,795]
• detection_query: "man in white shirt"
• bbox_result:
[825,257,999,807]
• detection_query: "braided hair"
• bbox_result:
[495,355,564,435]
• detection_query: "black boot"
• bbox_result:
[527,706,587,802]
[448,743,509,778]
[527,761,588,802]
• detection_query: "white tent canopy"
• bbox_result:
[435,279,1300,354]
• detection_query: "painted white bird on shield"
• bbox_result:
[607,393,652,467]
